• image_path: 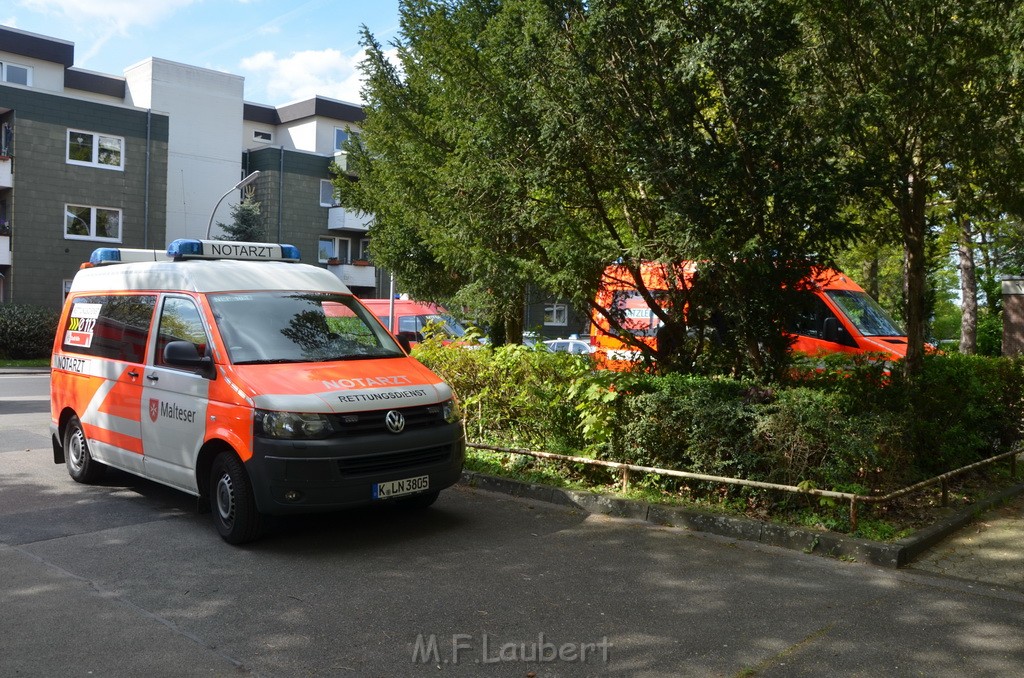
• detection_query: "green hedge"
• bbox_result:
[416,342,1024,494]
[0,304,60,359]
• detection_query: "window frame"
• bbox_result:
[543,303,569,327]
[66,128,125,170]
[320,179,339,207]
[334,127,348,152]
[318,236,352,264]
[64,204,123,243]
[252,129,273,143]
[0,60,32,86]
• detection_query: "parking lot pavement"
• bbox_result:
[909,491,1024,590]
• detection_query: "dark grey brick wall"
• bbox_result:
[245,147,336,264]
[0,84,168,309]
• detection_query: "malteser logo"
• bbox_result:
[149,399,197,424]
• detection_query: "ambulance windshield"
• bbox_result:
[825,290,904,337]
[209,292,405,364]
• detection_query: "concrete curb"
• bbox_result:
[460,471,1024,568]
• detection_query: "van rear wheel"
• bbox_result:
[64,415,105,483]
[210,451,263,544]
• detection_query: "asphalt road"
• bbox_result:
[3,372,1024,677]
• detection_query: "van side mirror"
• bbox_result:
[397,335,412,354]
[164,340,214,374]
[822,317,839,343]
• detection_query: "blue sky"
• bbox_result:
[2,0,403,106]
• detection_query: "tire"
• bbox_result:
[64,415,105,483]
[210,451,263,544]
[396,489,440,510]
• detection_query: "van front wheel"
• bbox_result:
[210,451,263,544]
[64,416,105,483]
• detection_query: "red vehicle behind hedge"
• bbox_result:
[591,262,908,370]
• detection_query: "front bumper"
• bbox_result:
[245,422,465,515]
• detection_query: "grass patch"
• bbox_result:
[0,358,49,368]
[465,445,1023,542]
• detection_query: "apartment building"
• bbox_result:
[0,24,382,309]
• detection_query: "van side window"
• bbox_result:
[790,295,856,347]
[156,297,210,368]
[398,315,424,341]
[61,294,156,362]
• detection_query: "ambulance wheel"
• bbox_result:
[396,489,440,510]
[64,416,105,483]
[210,451,263,544]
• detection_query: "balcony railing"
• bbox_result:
[0,156,11,189]
[327,261,376,288]
[328,206,372,232]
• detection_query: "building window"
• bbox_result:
[67,129,124,170]
[0,61,31,86]
[65,204,122,242]
[320,179,339,207]
[318,236,352,264]
[357,238,370,261]
[334,127,348,152]
[544,303,568,326]
[253,130,272,143]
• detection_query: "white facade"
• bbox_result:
[124,58,246,242]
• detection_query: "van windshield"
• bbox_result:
[825,290,905,337]
[209,292,404,364]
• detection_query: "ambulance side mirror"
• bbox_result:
[822,317,839,343]
[164,341,214,376]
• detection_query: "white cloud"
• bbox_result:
[240,47,368,105]
[16,0,197,32]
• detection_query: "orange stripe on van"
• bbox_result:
[98,370,143,422]
[82,423,144,455]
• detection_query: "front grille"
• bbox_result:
[329,404,444,436]
[336,444,452,476]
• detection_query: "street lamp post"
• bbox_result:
[205,170,261,239]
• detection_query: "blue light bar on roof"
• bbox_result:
[89,248,122,265]
[167,239,301,262]
[88,247,168,266]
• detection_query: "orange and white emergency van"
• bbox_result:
[50,239,465,544]
[591,261,908,369]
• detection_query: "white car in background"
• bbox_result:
[543,338,595,355]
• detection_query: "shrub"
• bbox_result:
[0,304,60,359]
[907,353,1024,474]
[614,374,761,477]
[414,338,589,451]
[413,343,1024,495]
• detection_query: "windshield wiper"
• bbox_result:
[233,358,307,365]
[322,353,403,361]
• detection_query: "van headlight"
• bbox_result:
[441,399,461,424]
[255,410,335,439]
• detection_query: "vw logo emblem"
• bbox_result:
[385,410,406,434]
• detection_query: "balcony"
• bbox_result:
[0,235,10,266]
[0,157,11,189]
[327,261,376,288]
[328,206,372,232]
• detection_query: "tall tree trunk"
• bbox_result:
[862,253,880,299]
[957,214,978,355]
[898,172,929,379]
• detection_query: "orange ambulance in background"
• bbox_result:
[591,261,908,369]
[50,239,465,544]
[355,298,470,346]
